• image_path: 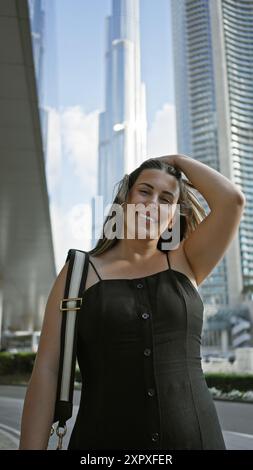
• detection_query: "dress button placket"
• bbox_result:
[134,280,161,448]
[142,312,149,320]
[144,348,151,357]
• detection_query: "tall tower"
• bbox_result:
[171,0,253,308]
[98,0,147,214]
[28,0,48,155]
[28,0,45,101]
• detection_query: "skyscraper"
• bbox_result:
[171,0,253,308]
[98,0,147,216]
[28,0,45,102]
[28,0,48,153]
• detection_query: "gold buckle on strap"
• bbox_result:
[60,297,82,312]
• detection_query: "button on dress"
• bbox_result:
[67,251,226,450]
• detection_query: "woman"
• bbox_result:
[19,154,245,450]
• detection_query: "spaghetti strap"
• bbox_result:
[88,254,102,281]
[166,250,171,270]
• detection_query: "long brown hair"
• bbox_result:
[89,158,206,257]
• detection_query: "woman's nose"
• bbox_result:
[145,201,159,214]
[146,196,159,207]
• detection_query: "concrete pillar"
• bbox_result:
[221,329,229,354]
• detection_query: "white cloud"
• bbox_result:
[46,105,100,268]
[147,103,177,157]
[60,105,99,197]
[45,107,62,193]
[67,203,92,242]
[50,201,92,273]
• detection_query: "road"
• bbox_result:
[0,385,252,450]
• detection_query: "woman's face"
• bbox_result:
[123,169,180,240]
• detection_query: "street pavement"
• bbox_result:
[0,385,252,450]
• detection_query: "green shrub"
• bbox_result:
[0,352,16,375]
[0,351,81,382]
[13,352,36,373]
[205,372,253,392]
[0,352,36,375]
[1,353,252,393]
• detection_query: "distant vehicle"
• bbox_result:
[202,352,234,363]
[1,330,41,353]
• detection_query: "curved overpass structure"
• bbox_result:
[0,0,56,344]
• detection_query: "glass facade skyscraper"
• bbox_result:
[217,0,253,297]
[171,0,253,309]
[98,0,147,212]
[28,0,48,154]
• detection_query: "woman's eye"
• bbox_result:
[140,190,170,203]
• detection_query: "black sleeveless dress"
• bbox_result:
[67,251,226,450]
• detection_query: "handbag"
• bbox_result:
[50,248,89,449]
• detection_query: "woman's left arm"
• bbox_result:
[159,154,246,286]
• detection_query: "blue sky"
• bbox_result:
[48,0,175,126]
[42,0,178,270]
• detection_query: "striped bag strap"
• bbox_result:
[51,248,89,449]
